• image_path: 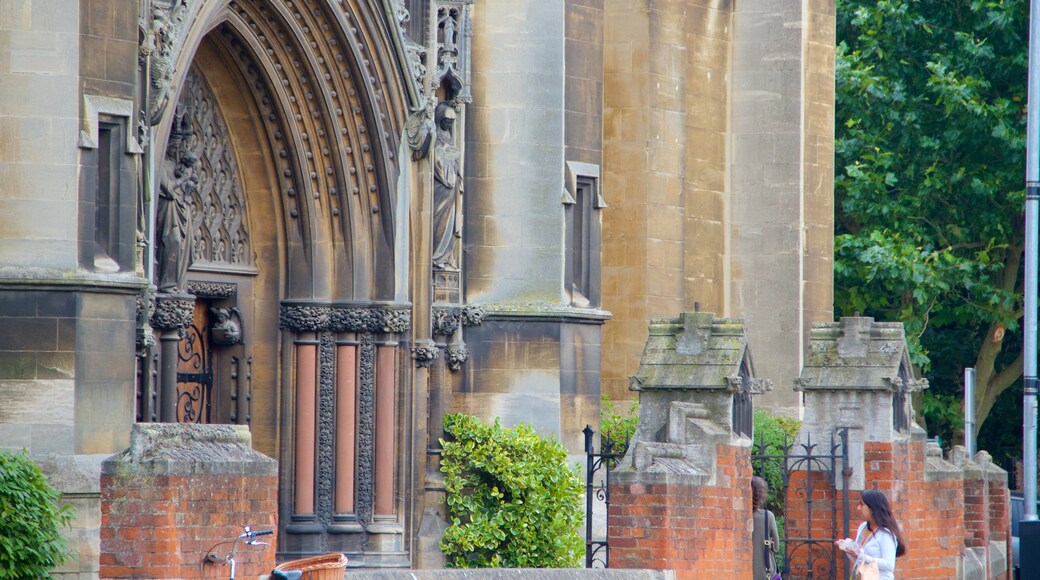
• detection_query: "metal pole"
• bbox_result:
[964,367,976,456]
[1024,0,1040,523]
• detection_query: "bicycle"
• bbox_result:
[202,525,302,580]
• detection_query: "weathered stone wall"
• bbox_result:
[100,424,278,579]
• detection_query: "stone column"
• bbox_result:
[150,293,195,422]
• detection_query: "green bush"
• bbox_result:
[600,395,639,457]
[439,413,584,568]
[752,411,800,516]
[0,449,73,579]
[752,411,800,563]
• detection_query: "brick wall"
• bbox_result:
[100,424,278,579]
[608,445,752,579]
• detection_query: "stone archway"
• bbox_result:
[140,0,422,566]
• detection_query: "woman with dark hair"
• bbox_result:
[751,476,780,580]
[836,489,906,580]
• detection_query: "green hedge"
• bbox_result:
[0,449,73,579]
[439,414,583,568]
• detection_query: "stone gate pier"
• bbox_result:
[607,312,770,579]
[796,317,1010,579]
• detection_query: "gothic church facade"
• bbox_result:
[0,0,833,572]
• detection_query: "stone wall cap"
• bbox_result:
[102,423,276,476]
[631,312,758,391]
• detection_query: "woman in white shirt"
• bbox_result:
[835,489,906,580]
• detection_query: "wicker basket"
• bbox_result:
[273,553,348,580]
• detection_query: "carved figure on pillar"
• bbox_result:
[432,101,463,271]
[155,149,198,292]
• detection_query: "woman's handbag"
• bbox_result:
[763,510,781,580]
[854,560,880,580]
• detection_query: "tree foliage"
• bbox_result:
[439,414,584,568]
[0,450,73,579]
[835,0,1028,434]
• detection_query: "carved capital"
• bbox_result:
[412,342,440,368]
[187,281,236,299]
[280,304,411,334]
[445,345,469,371]
[279,305,333,332]
[379,308,412,334]
[151,293,195,331]
[432,305,462,337]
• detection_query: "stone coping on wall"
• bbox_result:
[101,423,277,476]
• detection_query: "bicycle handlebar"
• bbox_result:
[253,529,274,537]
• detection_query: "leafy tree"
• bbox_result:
[835,0,1028,434]
[439,414,584,568]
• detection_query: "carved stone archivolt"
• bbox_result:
[151,293,196,332]
[279,304,412,334]
[140,0,196,124]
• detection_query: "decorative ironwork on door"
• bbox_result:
[176,302,213,423]
[751,428,850,580]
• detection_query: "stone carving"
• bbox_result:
[462,304,486,327]
[444,345,469,371]
[151,294,195,332]
[388,0,427,90]
[280,304,411,334]
[141,0,193,124]
[432,101,463,270]
[433,3,472,101]
[279,305,333,333]
[136,287,157,353]
[317,333,336,540]
[209,307,242,345]
[180,67,252,268]
[379,309,412,334]
[156,109,198,292]
[356,335,376,525]
[432,306,462,337]
[405,99,435,160]
[187,281,236,299]
[412,342,440,368]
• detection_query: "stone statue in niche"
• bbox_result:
[432,101,463,271]
[155,151,197,292]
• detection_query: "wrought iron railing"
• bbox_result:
[582,425,627,568]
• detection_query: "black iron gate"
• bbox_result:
[582,425,626,568]
[751,428,850,580]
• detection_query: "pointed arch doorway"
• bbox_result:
[138,0,418,566]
